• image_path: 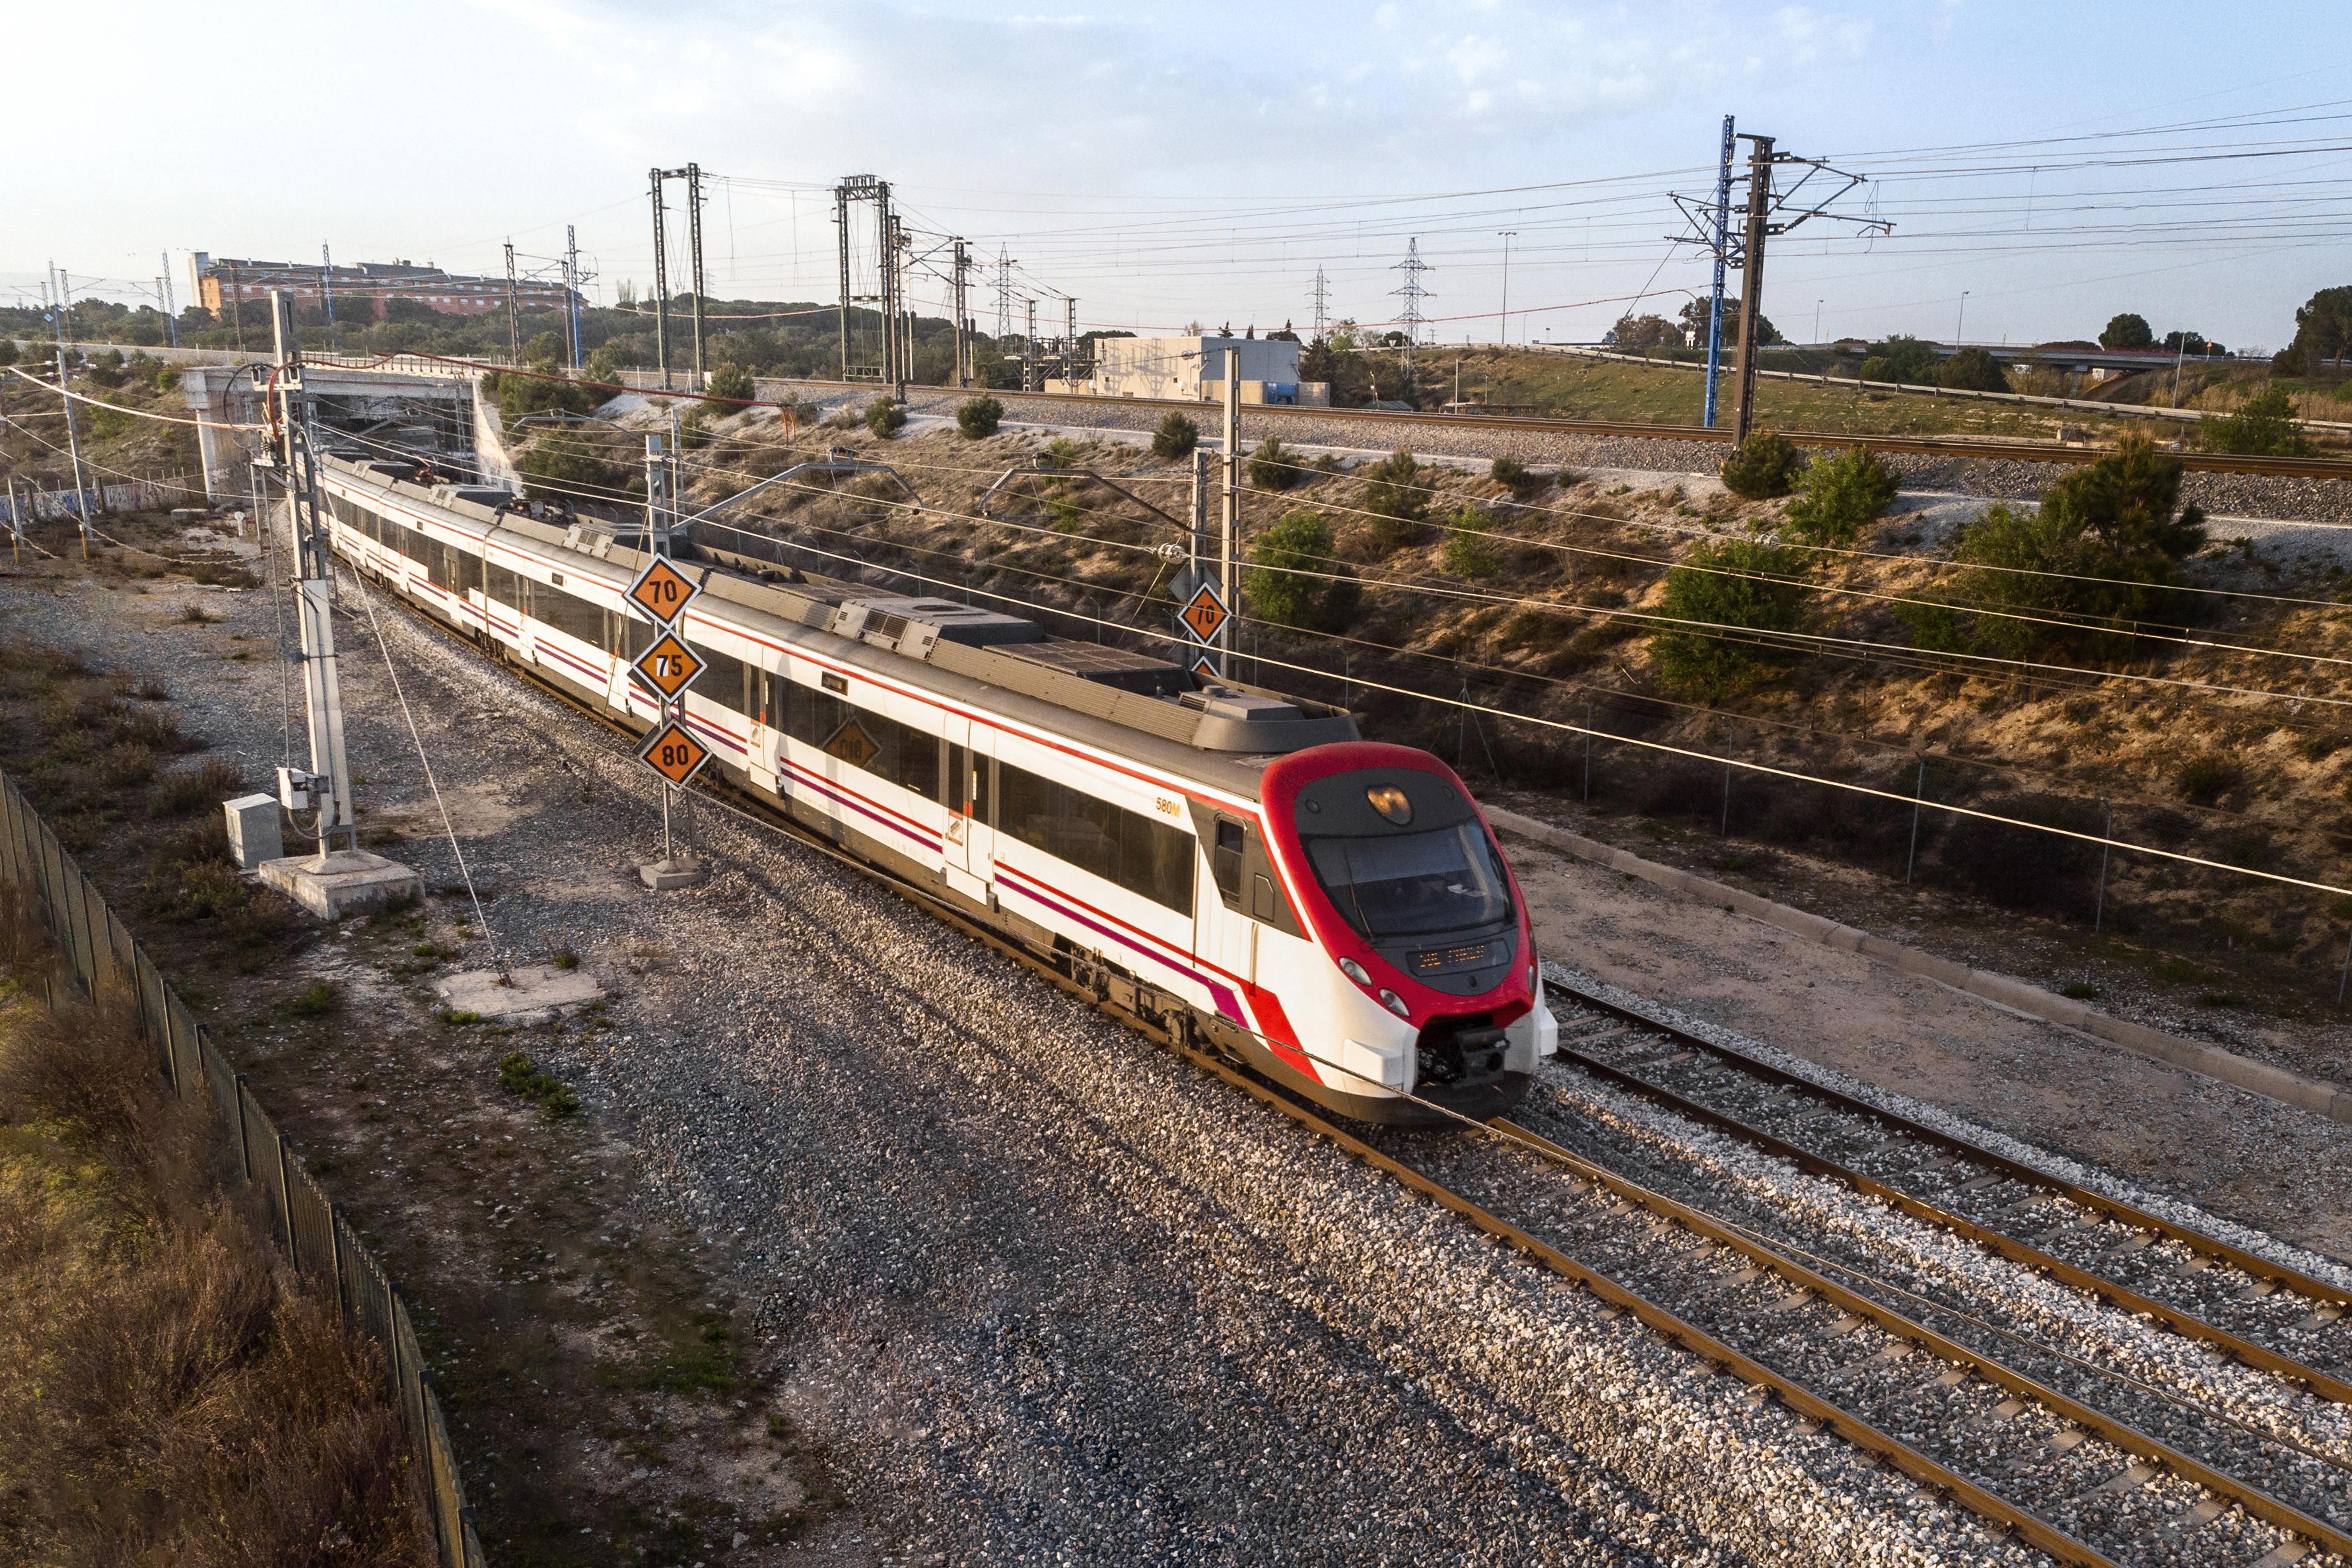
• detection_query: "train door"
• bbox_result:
[941,718,994,906]
[1198,812,1257,988]
[746,665,782,798]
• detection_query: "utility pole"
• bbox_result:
[1023,299,1038,392]
[503,240,521,364]
[565,225,583,369]
[269,290,357,858]
[951,238,971,388]
[994,247,1014,344]
[650,167,673,390]
[1309,265,1331,341]
[887,210,907,397]
[44,275,92,561]
[1389,238,1430,384]
[686,162,708,390]
[1702,114,1735,427]
[1496,230,1517,347]
[160,252,179,347]
[320,243,336,349]
[1064,297,1078,390]
[1728,134,1776,445]
[1220,347,1239,675]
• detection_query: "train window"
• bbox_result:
[1212,819,1245,903]
[861,710,940,800]
[454,545,483,598]
[693,644,749,713]
[533,577,605,646]
[946,742,967,811]
[972,753,992,824]
[485,563,520,607]
[997,761,1193,914]
[784,683,847,749]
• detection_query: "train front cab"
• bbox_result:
[1251,743,1557,1126]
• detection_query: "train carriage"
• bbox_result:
[313,453,1558,1124]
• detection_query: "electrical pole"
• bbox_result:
[1023,300,1038,392]
[686,163,709,390]
[1729,133,1775,445]
[565,225,583,369]
[1220,346,1239,675]
[1702,114,1734,427]
[270,290,357,858]
[1496,230,1517,347]
[44,275,92,561]
[1309,265,1330,341]
[650,167,673,390]
[951,238,971,387]
[159,252,180,347]
[1389,238,1430,386]
[504,240,521,364]
[320,243,336,349]
[836,185,852,381]
[1064,297,1078,390]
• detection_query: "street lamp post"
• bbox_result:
[1956,290,1970,347]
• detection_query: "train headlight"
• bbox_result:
[1377,988,1410,1019]
[1528,959,1538,990]
[1339,957,1371,986]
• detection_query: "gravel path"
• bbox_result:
[1,564,2038,1565]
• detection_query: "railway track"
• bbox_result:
[355,575,2352,1565]
[753,374,2352,483]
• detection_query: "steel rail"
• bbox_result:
[347,560,2121,1565]
[1540,1019,2352,1408]
[333,549,2333,1563]
[1490,1116,2352,1561]
[1545,976,2352,1311]
[750,374,2352,483]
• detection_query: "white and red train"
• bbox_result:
[314,453,1558,1123]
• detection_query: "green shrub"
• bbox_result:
[1150,411,1198,460]
[1359,450,1428,554]
[863,398,907,438]
[1860,335,1939,384]
[495,1051,580,1119]
[1781,448,1899,546]
[1719,432,1803,499]
[1935,347,2008,393]
[285,982,338,1018]
[2203,385,2309,457]
[955,396,1003,438]
[1490,454,1548,501]
[487,367,600,434]
[1647,539,1813,699]
[1898,431,2205,661]
[1248,438,1299,491]
[0,339,16,368]
[2175,751,2242,807]
[1243,510,1360,632]
[704,361,755,404]
[1442,508,1502,578]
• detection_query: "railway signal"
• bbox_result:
[631,631,705,702]
[638,720,712,788]
[627,555,699,627]
[1179,580,1229,646]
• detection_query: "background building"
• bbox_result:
[1065,334,1326,404]
[188,253,580,320]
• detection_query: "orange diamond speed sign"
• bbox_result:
[631,631,705,701]
[1185,650,1220,681]
[626,555,699,626]
[1179,580,1229,644]
[638,720,712,788]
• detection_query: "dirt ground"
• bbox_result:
[1500,817,2352,1264]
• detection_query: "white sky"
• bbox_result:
[10,0,2350,351]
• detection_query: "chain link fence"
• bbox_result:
[0,768,487,1568]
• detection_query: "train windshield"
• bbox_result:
[1304,822,1513,939]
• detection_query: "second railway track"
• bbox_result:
[355,569,2352,1565]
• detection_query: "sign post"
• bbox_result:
[1177,576,1229,683]
[624,556,709,889]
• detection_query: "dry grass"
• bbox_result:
[0,889,431,1568]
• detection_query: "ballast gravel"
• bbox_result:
[1,568,2047,1566]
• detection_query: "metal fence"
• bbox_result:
[0,768,486,1568]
